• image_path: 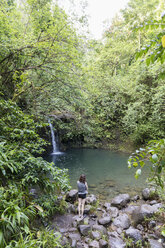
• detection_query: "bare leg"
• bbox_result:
[78,198,82,217]
[81,198,86,217]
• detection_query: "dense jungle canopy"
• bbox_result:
[0,0,165,247]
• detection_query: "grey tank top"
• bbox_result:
[77,181,87,194]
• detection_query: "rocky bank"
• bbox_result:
[50,187,165,248]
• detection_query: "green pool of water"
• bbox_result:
[46,148,149,201]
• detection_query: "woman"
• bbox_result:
[77,174,88,218]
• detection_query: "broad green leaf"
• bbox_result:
[128,161,131,169]
[161,229,165,237]
[34,205,43,213]
[133,162,138,167]
[152,154,158,162]
[162,35,165,48]
[135,169,141,179]
[146,57,151,66]
[16,211,21,225]
[140,161,145,167]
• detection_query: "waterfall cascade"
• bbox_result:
[48,119,62,155]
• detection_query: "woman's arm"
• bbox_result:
[85,182,88,191]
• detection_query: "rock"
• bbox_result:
[69,227,78,232]
[65,190,78,203]
[52,213,73,229]
[132,195,140,201]
[111,194,130,209]
[79,225,91,236]
[68,233,81,244]
[104,202,111,210]
[108,231,118,238]
[98,216,111,226]
[131,204,160,226]
[71,239,77,247]
[97,207,102,211]
[125,227,142,242]
[72,215,84,225]
[150,200,158,205]
[55,195,63,205]
[142,187,158,200]
[137,224,144,231]
[108,232,126,248]
[92,224,107,235]
[124,205,139,215]
[148,239,163,248]
[83,217,89,225]
[90,230,101,240]
[84,237,90,243]
[61,236,69,246]
[113,213,131,230]
[67,203,77,214]
[99,239,108,248]
[89,240,99,248]
[108,207,119,218]
[86,194,97,205]
[148,220,156,229]
[153,203,163,211]
[76,242,84,248]
[116,228,123,235]
[29,188,38,198]
[90,213,97,219]
[59,228,68,233]
[102,211,110,218]
[84,205,92,214]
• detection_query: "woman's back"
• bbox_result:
[77,181,86,194]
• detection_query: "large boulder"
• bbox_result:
[142,187,158,200]
[79,225,91,236]
[99,239,108,248]
[84,205,92,214]
[86,194,97,205]
[104,202,111,211]
[92,224,107,235]
[124,205,139,215]
[67,202,77,214]
[68,232,81,242]
[98,216,111,226]
[89,240,99,248]
[76,242,84,248]
[125,227,142,243]
[61,236,69,247]
[113,213,131,230]
[65,189,78,203]
[108,232,126,248]
[108,207,119,218]
[148,239,163,248]
[131,204,161,226]
[111,194,130,209]
[90,230,101,240]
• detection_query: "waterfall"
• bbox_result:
[48,119,61,155]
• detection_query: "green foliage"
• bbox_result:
[0,184,37,247]
[134,7,165,65]
[0,99,47,154]
[128,139,165,188]
[0,100,70,246]
[83,0,165,147]
[0,0,164,148]
[0,0,164,246]
[6,229,63,248]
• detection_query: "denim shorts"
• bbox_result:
[78,193,86,199]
